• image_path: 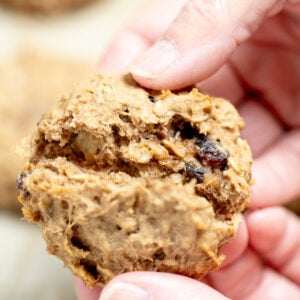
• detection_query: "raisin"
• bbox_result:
[148,95,155,102]
[153,249,166,260]
[17,172,31,198]
[195,134,228,170]
[184,162,206,183]
[170,118,228,170]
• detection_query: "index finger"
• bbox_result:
[99,0,186,72]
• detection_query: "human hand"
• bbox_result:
[76,0,300,298]
[100,0,300,208]
[75,207,300,300]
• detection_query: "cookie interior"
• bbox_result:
[18,74,252,286]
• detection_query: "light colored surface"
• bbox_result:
[0,0,145,299]
[0,213,76,300]
[0,0,143,61]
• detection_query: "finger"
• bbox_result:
[244,268,300,300]
[99,31,150,72]
[74,220,247,299]
[220,215,248,268]
[250,129,300,207]
[231,39,300,127]
[99,272,229,300]
[75,277,102,300]
[247,207,300,284]
[130,0,293,90]
[98,0,186,72]
[195,64,244,106]
[209,249,300,299]
[238,99,284,158]
[209,250,262,299]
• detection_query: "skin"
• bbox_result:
[76,0,300,299]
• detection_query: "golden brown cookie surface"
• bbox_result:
[18,74,252,286]
[0,0,96,14]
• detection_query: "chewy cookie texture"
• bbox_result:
[18,74,252,287]
[0,0,96,14]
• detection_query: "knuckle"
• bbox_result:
[179,0,230,33]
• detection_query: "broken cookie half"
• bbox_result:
[18,74,252,287]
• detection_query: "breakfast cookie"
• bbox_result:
[0,50,91,212]
[0,0,96,14]
[18,74,252,286]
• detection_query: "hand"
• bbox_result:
[76,207,300,300]
[76,0,300,298]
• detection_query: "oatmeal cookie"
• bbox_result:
[0,0,96,14]
[0,50,91,211]
[18,74,252,286]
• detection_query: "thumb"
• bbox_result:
[130,0,288,90]
[99,272,229,300]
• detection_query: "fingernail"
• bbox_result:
[130,39,178,78]
[99,282,151,300]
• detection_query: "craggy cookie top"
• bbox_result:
[18,74,252,286]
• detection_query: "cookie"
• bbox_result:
[18,74,252,286]
[0,50,91,212]
[0,0,96,14]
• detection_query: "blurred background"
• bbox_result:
[0,1,143,299]
[0,1,299,299]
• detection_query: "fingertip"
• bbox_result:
[99,281,150,300]
[246,206,286,238]
[221,215,248,267]
[248,131,300,208]
[99,272,229,300]
[246,206,300,284]
[247,207,284,247]
[98,29,150,73]
[208,250,262,299]
[246,206,296,254]
[74,277,102,300]
[129,39,180,90]
[130,38,234,90]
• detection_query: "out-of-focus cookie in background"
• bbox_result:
[0,0,144,299]
[0,0,97,15]
[0,49,92,212]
